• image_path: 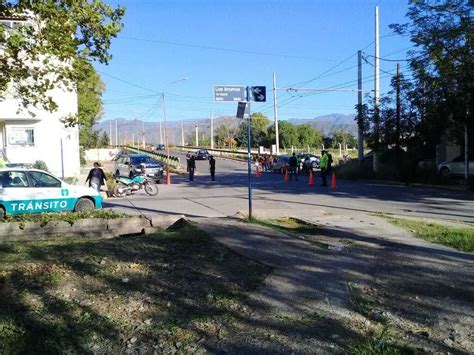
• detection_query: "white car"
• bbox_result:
[0,168,102,220]
[437,155,474,177]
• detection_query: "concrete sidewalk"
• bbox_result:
[192,215,473,353]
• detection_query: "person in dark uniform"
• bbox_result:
[288,152,298,181]
[85,162,107,192]
[188,155,196,181]
[209,155,216,181]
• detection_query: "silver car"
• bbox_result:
[114,154,163,182]
[437,155,473,177]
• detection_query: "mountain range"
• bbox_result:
[94,113,358,146]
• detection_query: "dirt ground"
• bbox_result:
[0,218,472,354]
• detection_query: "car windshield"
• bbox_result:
[131,156,157,164]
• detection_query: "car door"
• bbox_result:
[0,171,35,216]
[28,171,73,212]
[450,156,465,175]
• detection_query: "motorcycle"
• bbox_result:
[113,174,159,197]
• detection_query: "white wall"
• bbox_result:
[0,87,80,178]
[85,148,121,162]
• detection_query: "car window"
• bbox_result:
[1,171,29,188]
[132,156,156,164]
[28,171,61,188]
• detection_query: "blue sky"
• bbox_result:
[97,0,412,123]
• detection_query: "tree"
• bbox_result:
[0,1,125,121]
[236,112,270,147]
[332,130,357,149]
[296,124,324,149]
[214,118,237,149]
[391,0,472,157]
[77,59,106,149]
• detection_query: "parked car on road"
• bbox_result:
[195,149,210,160]
[114,154,163,183]
[298,153,320,170]
[437,154,474,177]
[0,168,101,220]
[272,156,291,173]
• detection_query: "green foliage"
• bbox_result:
[0,1,125,119]
[3,210,127,226]
[332,130,357,149]
[32,160,48,172]
[383,216,474,252]
[236,112,270,147]
[214,118,237,149]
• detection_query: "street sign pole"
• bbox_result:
[246,87,253,220]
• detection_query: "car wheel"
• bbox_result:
[115,170,120,179]
[439,167,450,177]
[74,198,94,212]
[129,171,134,178]
[0,206,5,221]
[311,161,318,168]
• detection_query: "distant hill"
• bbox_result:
[95,113,357,145]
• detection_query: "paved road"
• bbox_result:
[103,152,474,224]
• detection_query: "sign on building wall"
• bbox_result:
[8,127,34,145]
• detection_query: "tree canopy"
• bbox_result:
[0,0,125,121]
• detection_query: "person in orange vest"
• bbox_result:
[319,150,329,187]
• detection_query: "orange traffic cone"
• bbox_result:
[331,172,337,189]
[308,170,314,186]
[284,168,289,182]
[166,167,171,185]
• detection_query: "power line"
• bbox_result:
[119,35,336,61]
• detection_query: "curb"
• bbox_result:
[0,215,186,243]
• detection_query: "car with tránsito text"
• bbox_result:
[0,168,102,220]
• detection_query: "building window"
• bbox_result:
[0,19,27,48]
[8,127,35,146]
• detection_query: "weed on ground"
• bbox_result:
[380,215,474,252]
[0,224,271,354]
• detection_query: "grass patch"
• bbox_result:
[347,326,415,355]
[244,217,329,248]
[380,215,474,252]
[3,209,128,226]
[0,224,271,353]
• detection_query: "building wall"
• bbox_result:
[0,87,80,178]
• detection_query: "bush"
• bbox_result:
[32,160,49,172]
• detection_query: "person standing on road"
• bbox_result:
[186,151,192,172]
[86,162,107,193]
[327,150,333,175]
[209,155,216,181]
[319,150,329,187]
[188,155,196,181]
[289,153,298,181]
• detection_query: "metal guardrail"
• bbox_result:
[125,146,181,168]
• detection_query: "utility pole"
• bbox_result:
[195,125,199,147]
[109,121,112,147]
[373,5,380,173]
[142,121,145,148]
[159,121,163,145]
[115,119,118,147]
[181,123,185,146]
[396,62,401,171]
[210,110,214,149]
[246,87,253,219]
[273,72,280,156]
[357,50,363,164]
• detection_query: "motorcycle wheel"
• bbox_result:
[113,184,127,197]
[144,182,159,196]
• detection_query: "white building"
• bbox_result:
[0,16,80,178]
